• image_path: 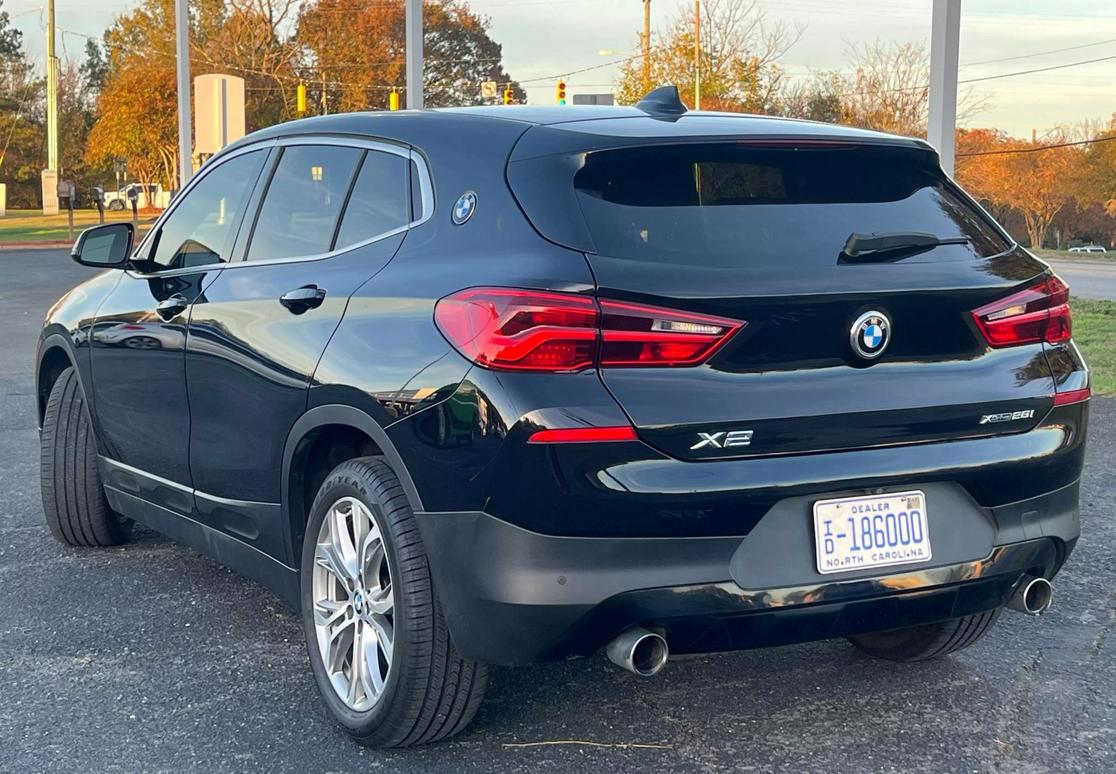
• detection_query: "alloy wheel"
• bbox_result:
[311,496,395,711]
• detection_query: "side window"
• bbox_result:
[147,150,265,271]
[245,145,362,261]
[334,150,411,249]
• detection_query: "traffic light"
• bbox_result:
[389,89,400,111]
[296,81,307,115]
[555,81,566,105]
[503,86,514,105]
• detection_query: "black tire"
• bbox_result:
[107,200,124,211]
[39,367,131,546]
[847,609,1001,662]
[300,457,487,747]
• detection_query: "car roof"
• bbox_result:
[223,104,930,157]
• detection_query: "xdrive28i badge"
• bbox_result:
[850,310,891,360]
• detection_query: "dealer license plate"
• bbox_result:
[813,490,931,575]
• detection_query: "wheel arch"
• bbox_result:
[282,404,424,565]
[36,334,80,428]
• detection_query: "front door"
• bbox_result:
[89,148,268,502]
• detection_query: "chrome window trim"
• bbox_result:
[128,134,434,279]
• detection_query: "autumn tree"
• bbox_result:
[0,0,44,207]
[781,71,844,124]
[86,66,179,190]
[87,0,301,189]
[1006,143,1082,249]
[1078,114,1116,220]
[195,0,301,129]
[956,129,1083,249]
[297,0,524,112]
[1050,199,1116,250]
[615,0,799,112]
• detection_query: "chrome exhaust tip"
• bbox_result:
[606,627,669,677]
[1008,576,1053,616]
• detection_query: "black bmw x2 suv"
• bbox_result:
[38,86,1088,747]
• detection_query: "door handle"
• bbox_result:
[156,294,188,320]
[280,285,326,314]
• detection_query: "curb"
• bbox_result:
[0,241,74,250]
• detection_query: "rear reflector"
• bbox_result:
[1053,387,1091,406]
[528,426,638,444]
[435,287,744,372]
[972,275,1071,348]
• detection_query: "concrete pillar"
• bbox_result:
[928,0,961,176]
[406,0,424,109]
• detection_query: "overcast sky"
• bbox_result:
[7,0,1115,137]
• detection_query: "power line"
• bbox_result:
[838,51,1116,98]
[957,134,1116,157]
[961,52,1116,84]
[962,36,1116,67]
[519,53,644,85]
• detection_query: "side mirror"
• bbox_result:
[71,222,134,269]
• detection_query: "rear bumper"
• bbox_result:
[416,481,1078,664]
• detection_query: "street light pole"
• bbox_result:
[174,0,192,189]
[693,0,701,110]
[405,0,424,109]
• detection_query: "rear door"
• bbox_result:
[511,138,1057,460]
[183,139,415,560]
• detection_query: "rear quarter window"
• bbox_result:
[334,150,411,249]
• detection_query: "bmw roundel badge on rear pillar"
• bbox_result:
[850,310,891,360]
[452,191,477,225]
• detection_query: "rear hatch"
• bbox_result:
[508,127,1058,460]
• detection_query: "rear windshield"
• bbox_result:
[569,143,1010,266]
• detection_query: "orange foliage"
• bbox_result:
[956,128,1084,249]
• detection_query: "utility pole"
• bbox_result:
[642,0,651,93]
[174,0,192,189]
[693,0,701,110]
[41,0,59,215]
[405,0,424,109]
[46,0,57,172]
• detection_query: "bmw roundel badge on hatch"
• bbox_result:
[850,310,891,360]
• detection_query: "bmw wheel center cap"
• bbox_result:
[850,310,891,360]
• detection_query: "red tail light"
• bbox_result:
[972,275,1071,348]
[528,426,638,444]
[1053,387,1090,406]
[434,288,744,372]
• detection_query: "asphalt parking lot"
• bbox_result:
[2,248,1114,773]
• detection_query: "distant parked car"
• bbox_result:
[1068,245,1106,253]
[102,182,168,210]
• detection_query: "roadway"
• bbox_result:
[1047,258,1116,301]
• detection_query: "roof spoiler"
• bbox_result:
[635,85,688,119]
